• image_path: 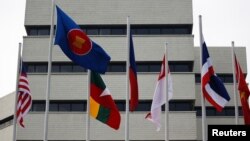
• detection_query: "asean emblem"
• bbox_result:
[68,29,92,56]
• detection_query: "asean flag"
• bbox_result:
[54,6,110,74]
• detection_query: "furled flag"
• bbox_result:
[129,33,139,111]
[90,71,121,130]
[17,62,32,128]
[145,55,173,131]
[234,54,250,124]
[54,6,111,74]
[201,35,230,112]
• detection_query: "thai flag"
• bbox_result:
[201,35,230,112]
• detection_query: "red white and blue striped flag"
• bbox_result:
[201,35,230,112]
[17,62,32,128]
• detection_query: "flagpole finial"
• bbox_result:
[127,16,130,20]
[199,15,202,18]
[232,41,235,46]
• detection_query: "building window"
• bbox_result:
[52,64,60,72]
[25,62,193,73]
[195,107,242,116]
[149,28,161,34]
[99,28,111,35]
[32,102,45,111]
[38,28,49,35]
[71,103,85,111]
[169,62,193,72]
[195,74,234,83]
[60,65,73,72]
[58,103,71,111]
[107,63,126,72]
[135,28,149,34]
[50,103,58,111]
[72,65,86,72]
[29,29,38,35]
[25,24,192,36]
[30,100,194,112]
[111,28,125,35]
[86,29,98,35]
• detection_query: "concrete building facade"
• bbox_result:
[0,0,247,140]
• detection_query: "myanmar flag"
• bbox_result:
[90,71,121,130]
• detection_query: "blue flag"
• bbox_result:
[54,6,111,74]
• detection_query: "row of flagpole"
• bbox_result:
[11,2,247,141]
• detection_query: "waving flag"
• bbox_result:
[17,62,32,128]
[90,71,121,130]
[129,33,139,111]
[145,55,173,131]
[54,6,110,74]
[234,54,250,124]
[201,35,230,112]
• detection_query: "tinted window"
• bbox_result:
[52,65,60,72]
[32,103,45,111]
[38,29,49,35]
[149,28,161,34]
[72,103,85,111]
[111,29,125,35]
[100,29,111,35]
[61,65,72,72]
[36,65,47,72]
[59,103,71,111]
[50,103,58,111]
[29,29,38,35]
[73,65,86,72]
[87,29,98,35]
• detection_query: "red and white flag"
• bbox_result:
[146,55,173,131]
[16,63,32,128]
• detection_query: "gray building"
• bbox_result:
[0,0,247,140]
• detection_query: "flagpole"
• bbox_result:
[165,43,169,141]
[44,0,55,140]
[125,16,130,141]
[13,43,22,141]
[86,70,90,141]
[199,15,207,141]
[231,41,239,124]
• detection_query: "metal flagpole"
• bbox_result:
[125,16,130,141]
[199,15,207,141]
[231,41,239,124]
[86,70,91,141]
[13,43,22,141]
[44,0,55,140]
[165,43,169,141]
